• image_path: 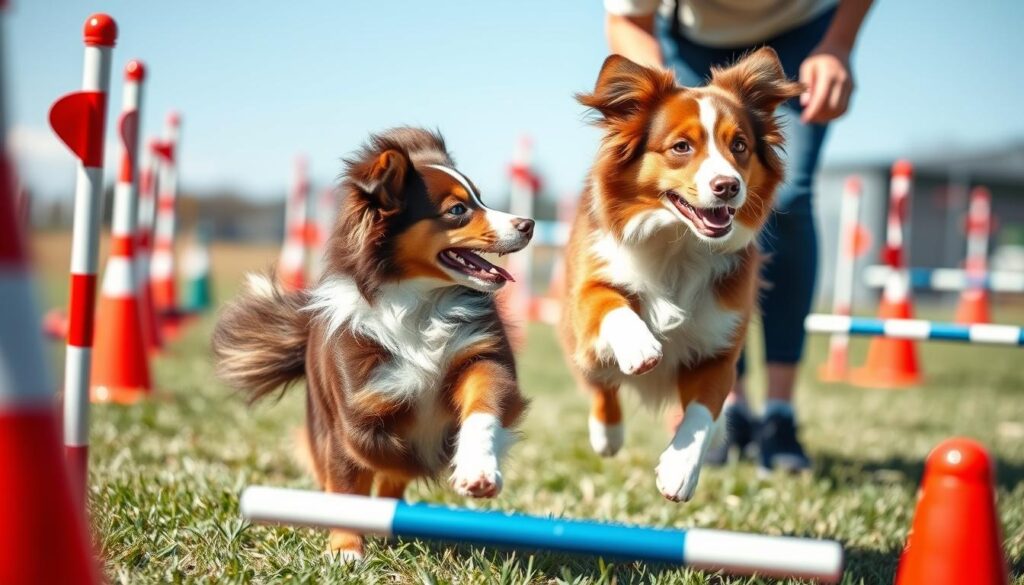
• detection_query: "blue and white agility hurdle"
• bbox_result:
[805,314,1024,346]
[241,487,844,582]
[863,265,1024,294]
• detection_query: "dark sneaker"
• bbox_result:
[705,404,756,466]
[758,412,811,473]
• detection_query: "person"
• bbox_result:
[602,0,874,472]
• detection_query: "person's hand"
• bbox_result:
[798,43,854,124]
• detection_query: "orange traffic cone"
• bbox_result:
[90,62,152,404]
[895,438,1008,585]
[90,242,152,403]
[279,156,310,292]
[850,161,922,389]
[849,294,922,388]
[0,77,100,583]
[955,288,992,325]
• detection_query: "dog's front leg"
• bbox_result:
[448,360,526,498]
[656,352,737,502]
[573,281,662,376]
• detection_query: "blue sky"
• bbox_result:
[6,1,1024,203]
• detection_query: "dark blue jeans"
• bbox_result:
[657,8,835,371]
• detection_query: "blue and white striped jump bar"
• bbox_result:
[241,487,843,582]
[805,314,1024,346]
[863,265,1024,293]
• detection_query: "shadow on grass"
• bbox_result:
[813,451,1024,491]
[396,538,901,584]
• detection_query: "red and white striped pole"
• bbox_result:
[89,59,153,404]
[955,186,993,324]
[818,176,862,382]
[311,185,338,282]
[151,112,182,333]
[850,160,922,388]
[48,13,117,498]
[506,135,539,324]
[279,155,309,291]
[137,139,163,350]
[0,6,100,582]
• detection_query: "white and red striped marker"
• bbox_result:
[136,139,163,350]
[506,135,540,325]
[0,8,100,582]
[150,112,182,328]
[310,185,338,282]
[279,155,310,291]
[880,160,913,306]
[89,59,153,404]
[819,177,864,382]
[48,12,117,499]
[955,186,993,324]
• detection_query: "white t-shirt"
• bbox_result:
[605,0,838,48]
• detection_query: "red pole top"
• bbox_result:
[892,159,913,179]
[926,437,993,485]
[167,111,181,127]
[844,176,862,195]
[83,13,117,47]
[125,60,146,82]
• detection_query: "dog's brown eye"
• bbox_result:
[731,139,748,153]
[447,203,468,216]
[672,141,691,154]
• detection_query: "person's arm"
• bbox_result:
[605,12,664,67]
[800,0,875,123]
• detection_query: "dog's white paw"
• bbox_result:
[655,443,705,502]
[599,308,662,376]
[655,402,714,502]
[450,459,503,498]
[588,416,624,457]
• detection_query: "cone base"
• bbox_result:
[0,411,98,584]
[955,290,991,325]
[91,295,152,393]
[817,362,848,383]
[848,368,922,389]
[91,384,151,404]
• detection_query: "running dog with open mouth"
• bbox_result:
[560,48,802,502]
[213,127,534,560]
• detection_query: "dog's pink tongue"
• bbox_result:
[491,265,515,282]
[700,206,732,228]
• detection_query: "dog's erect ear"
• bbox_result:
[710,47,803,126]
[351,148,410,213]
[576,55,676,162]
[577,54,676,123]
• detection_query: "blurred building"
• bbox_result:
[814,143,1024,307]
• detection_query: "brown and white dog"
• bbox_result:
[560,49,801,502]
[213,128,533,559]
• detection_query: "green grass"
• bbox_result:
[86,285,1024,583]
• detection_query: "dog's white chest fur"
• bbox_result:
[307,278,496,465]
[591,228,743,405]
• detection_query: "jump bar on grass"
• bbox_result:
[863,265,1024,293]
[240,486,844,583]
[805,314,1024,346]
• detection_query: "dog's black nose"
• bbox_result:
[514,218,535,237]
[710,176,740,200]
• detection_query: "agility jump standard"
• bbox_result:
[805,314,1024,346]
[241,487,844,583]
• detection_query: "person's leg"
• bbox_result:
[754,9,836,470]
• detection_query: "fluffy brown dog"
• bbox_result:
[560,49,801,502]
[213,128,533,559]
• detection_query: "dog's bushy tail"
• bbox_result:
[212,273,310,403]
